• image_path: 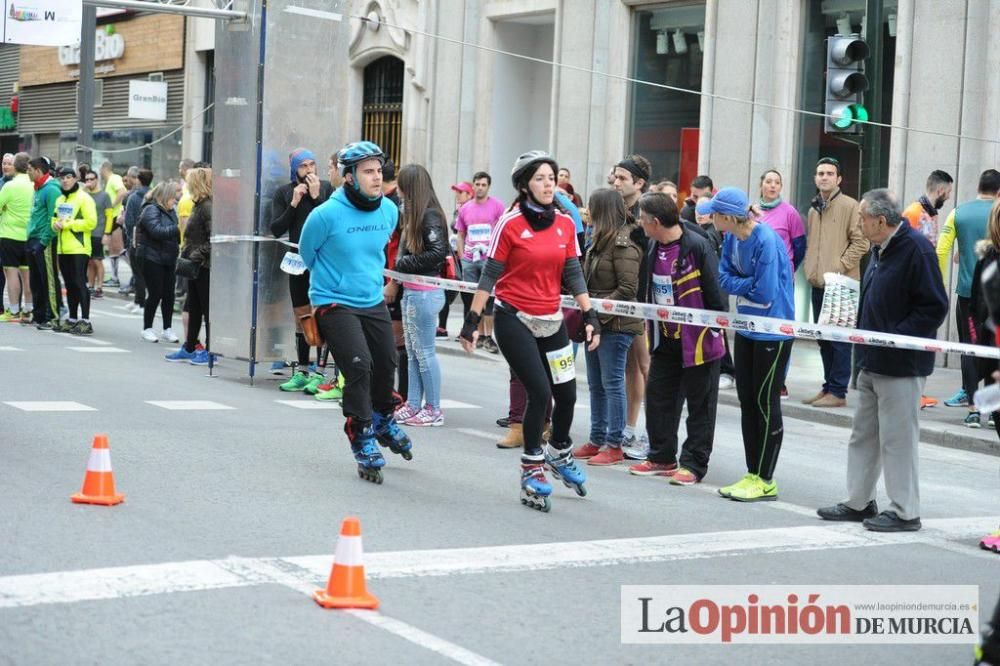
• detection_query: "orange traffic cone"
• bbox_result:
[313,516,379,609]
[70,434,124,506]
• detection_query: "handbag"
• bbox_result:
[440,254,457,280]
[176,256,200,280]
[300,311,322,347]
[562,307,587,343]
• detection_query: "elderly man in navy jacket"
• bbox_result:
[817,188,949,532]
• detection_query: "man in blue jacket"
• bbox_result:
[817,189,948,532]
[299,141,412,483]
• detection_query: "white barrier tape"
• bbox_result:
[201,236,1000,360]
[211,234,300,249]
[384,269,1000,360]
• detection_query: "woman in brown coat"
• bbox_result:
[574,188,643,466]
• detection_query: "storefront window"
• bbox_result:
[628,4,705,190]
[794,0,896,207]
[58,129,182,182]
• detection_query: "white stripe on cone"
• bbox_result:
[333,535,364,567]
[86,448,113,473]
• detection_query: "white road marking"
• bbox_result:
[0,346,23,351]
[66,347,130,353]
[87,308,139,320]
[1,517,994,610]
[454,428,499,441]
[2,401,96,412]
[47,333,112,346]
[145,400,235,411]
[230,559,500,666]
[438,399,481,409]
[274,399,340,410]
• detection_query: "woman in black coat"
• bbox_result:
[136,180,181,343]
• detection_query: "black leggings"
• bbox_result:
[128,247,146,306]
[316,303,396,424]
[58,254,89,320]
[184,268,210,352]
[142,260,175,330]
[493,306,576,455]
[734,334,793,481]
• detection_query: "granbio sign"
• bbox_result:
[19,13,183,87]
[58,29,125,66]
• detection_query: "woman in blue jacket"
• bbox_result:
[699,187,795,503]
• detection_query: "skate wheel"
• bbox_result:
[575,484,587,497]
[539,497,551,512]
[401,450,412,461]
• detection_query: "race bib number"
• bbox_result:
[280,251,307,275]
[57,203,73,222]
[546,344,576,385]
[652,273,674,305]
[467,223,492,260]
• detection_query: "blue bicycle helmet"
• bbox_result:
[337,141,386,177]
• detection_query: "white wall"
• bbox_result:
[489,21,554,205]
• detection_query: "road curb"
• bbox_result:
[717,391,1000,458]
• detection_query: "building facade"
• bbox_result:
[336,0,999,344]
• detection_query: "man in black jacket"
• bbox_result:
[817,189,948,532]
[270,148,334,393]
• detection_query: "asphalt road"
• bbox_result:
[1,300,998,665]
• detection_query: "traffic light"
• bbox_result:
[825,35,869,134]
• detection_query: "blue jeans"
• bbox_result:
[811,287,850,398]
[585,331,635,447]
[402,288,445,409]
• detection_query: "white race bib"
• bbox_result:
[652,273,674,305]
[545,344,576,385]
[57,203,73,222]
[280,251,307,276]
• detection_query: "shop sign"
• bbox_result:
[58,29,125,66]
[128,80,167,121]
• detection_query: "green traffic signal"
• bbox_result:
[830,103,869,130]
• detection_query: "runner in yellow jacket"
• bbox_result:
[51,165,97,335]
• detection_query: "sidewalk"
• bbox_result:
[433,309,1000,457]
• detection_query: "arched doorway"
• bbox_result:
[362,55,403,165]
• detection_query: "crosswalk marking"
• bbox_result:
[66,347,130,353]
[3,401,96,412]
[0,346,23,351]
[0,516,993,610]
[145,400,235,411]
[438,399,481,409]
[274,399,340,410]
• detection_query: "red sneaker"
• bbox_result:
[572,442,602,459]
[629,460,678,477]
[669,467,700,486]
[920,395,938,409]
[588,447,624,466]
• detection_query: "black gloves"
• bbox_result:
[460,310,482,343]
[582,308,601,337]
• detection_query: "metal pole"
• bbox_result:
[76,4,96,168]
[860,0,884,193]
[80,0,247,21]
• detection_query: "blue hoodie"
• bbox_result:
[718,222,794,341]
[298,187,398,308]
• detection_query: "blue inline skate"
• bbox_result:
[545,443,587,497]
[520,456,552,512]
[346,418,386,484]
[372,411,413,460]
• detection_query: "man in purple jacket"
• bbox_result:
[627,191,727,486]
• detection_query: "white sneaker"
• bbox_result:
[623,432,650,461]
[141,328,159,343]
[719,374,735,390]
[161,328,179,343]
[127,303,141,313]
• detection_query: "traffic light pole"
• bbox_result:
[76,4,96,168]
[860,0,884,193]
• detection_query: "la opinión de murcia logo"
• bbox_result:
[621,586,979,645]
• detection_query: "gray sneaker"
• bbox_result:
[623,432,649,461]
